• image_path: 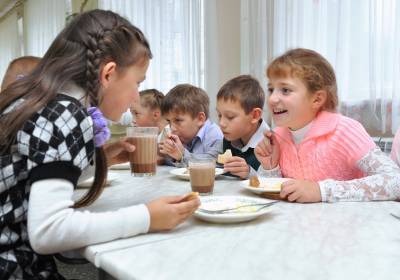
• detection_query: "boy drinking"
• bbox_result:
[160,84,223,166]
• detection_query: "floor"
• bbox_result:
[56,259,98,280]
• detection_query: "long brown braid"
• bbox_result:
[0,10,152,207]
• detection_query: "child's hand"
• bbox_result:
[255,130,280,170]
[223,156,250,179]
[103,137,136,166]
[280,180,322,203]
[159,134,184,161]
[146,195,200,231]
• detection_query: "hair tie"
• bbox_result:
[87,107,110,147]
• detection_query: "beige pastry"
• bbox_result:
[217,149,232,164]
[249,176,260,187]
[181,192,199,202]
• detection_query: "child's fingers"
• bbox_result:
[254,146,267,157]
[164,139,175,149]
[263,130,273,138]
[280,180,296,198]
[287,190,301,202]
[175,199,200,215]
[224,160,246,168]
[224,156,245,164]
[169,134,180,143]
[259,137,274,155]
[162,195,186,204]
[271,133,279,147]
[121,140,135,152]
[226,166,248,174]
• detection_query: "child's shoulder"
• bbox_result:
[40,94,89,123]
[328,113,374,151]
[312,111,366,134]
[23,94,92,140]
[334,113,367,133]
[202,120,223,139]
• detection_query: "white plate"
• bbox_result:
[240,177,291,194]
[169,167,224,180]
[109,162,130,170]
[194,196,273,223]
[77,172,120,188]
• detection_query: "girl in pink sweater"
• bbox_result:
[255,48,400,203]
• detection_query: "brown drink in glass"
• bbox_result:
[127,127,158,177]
[189,156,216,195]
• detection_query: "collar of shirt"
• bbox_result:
[186,119,211,151]
[274,111,340,144]
[290,121,313,144]
[59,83,88,106]
[231,119,269,152]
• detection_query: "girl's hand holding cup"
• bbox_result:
[255,130,280,170]
[104,137,136,166]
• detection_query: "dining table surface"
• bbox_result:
[73,165,400,280]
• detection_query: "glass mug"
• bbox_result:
[188,155,216,195]
[126,127,158,177]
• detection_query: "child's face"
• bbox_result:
[131,102,157,127]
[267,76,319,130]
[216,99,257,143]
[99,58,149,122]
[164,111,205,144]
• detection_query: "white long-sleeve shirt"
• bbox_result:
[28,178,150,254]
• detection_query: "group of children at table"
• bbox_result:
[1,10,400,279]
[131,51,400,203]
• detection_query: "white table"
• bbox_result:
[74,166,400,280]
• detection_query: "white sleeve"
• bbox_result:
[319,147,400,202]
[28,178,150,254]
[257,165,282,178]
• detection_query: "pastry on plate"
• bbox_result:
[249,176,260,187]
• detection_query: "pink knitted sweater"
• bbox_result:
[274,111,376,181]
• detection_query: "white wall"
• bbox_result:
[205,0,241,122]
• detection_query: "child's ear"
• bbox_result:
[152,110,161,120]
[250,108,263,124]
[196,112,207,126]
[99,61,117,89]
[312,90,327,110]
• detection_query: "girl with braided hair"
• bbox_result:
[0,10,199,279]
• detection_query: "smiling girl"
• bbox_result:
[255,48,400,203]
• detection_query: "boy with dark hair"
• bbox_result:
[216,75,269,178]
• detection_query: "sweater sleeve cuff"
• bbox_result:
[257,165,282,177]
[318,180,331,202]
[120,204,151,236]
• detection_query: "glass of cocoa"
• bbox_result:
[127,127,158,177]
[188,155,216,195]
